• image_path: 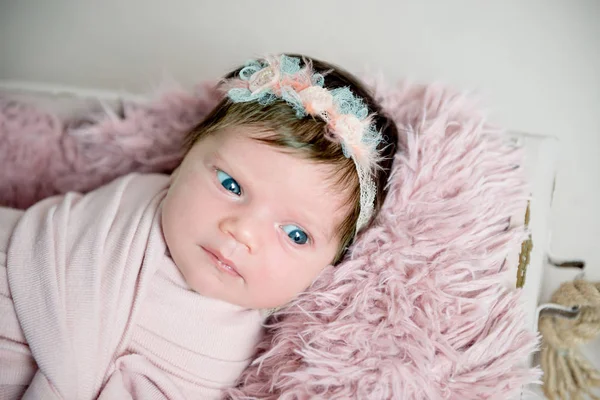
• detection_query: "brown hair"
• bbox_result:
[184,55,398,264]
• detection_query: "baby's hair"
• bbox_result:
[185,54,398,264]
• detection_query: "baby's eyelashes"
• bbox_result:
[281,225,310,245]
[217,170,242,196]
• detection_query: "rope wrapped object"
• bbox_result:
[539,280,600,399]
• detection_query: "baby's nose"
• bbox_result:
[219,216,256,254]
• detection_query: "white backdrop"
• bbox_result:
[1,0,599,273]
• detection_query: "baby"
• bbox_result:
[0,54,398,399]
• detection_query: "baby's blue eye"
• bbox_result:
[282,225,309,245]
[217,170,241,196]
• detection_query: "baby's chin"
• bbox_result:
[187,276,295,310]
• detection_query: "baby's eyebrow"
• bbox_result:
[209,151,227,166]
[211,151,244,180]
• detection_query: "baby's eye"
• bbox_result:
[282,225,309,245]
[217,170,242,196]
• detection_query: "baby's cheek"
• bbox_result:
[185,268,204,291]
[254,260,313,306]
[172,194,220,246]
[183,259,218,297]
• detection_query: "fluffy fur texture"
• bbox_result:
[0,80,540,399]
[0,83,219,209]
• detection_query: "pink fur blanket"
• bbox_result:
[0,80,540,399]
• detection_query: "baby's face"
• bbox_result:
[161,126,349,309]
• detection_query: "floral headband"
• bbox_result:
[222,54,383,233]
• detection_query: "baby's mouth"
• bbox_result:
[216,258,236,273]
[201,246,243,278]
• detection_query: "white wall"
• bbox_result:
[1,0,599,273]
